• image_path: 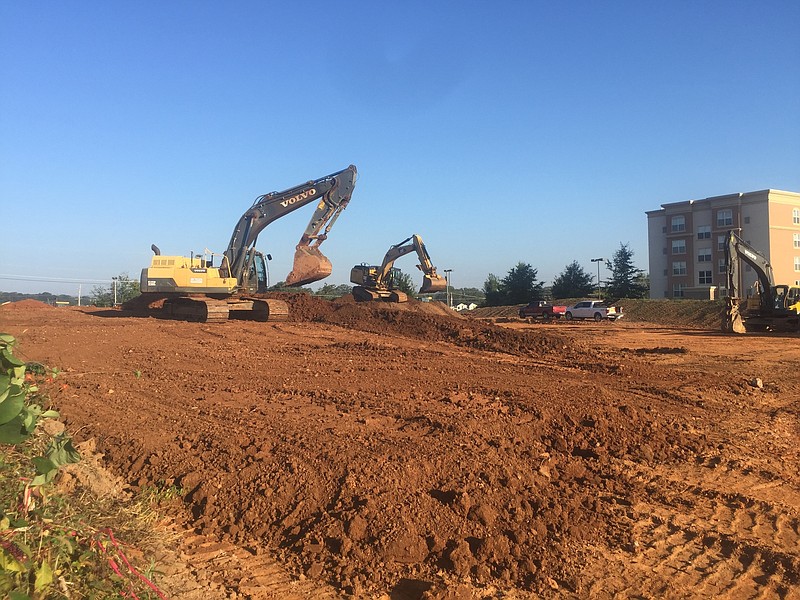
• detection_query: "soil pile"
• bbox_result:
[0,298,56,311]
[261,293,575,358]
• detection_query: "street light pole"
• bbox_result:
[444,269,452,308]
[591,258,604,300]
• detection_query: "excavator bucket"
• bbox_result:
[285,245,333,287]
[722,298,746,334]
[420,273,447,294]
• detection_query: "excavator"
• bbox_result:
[722,230,800,333]
[137,165,357,322]
[350,234,447,302]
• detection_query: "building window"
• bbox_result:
[663,269,668,276]
[699,270,712,285]
[717,209,733,227]
[794,233,800,249]
[671,215,686,232]
[698,247,711,262]
[718,235,727,251]
[794,208,800,225]
[662,226,667,233]
[719,259,727,274]
[672,284,685,298]
[795,257,800,272]
[697,225,711,239]
[672,239,686,255]
[672,261,687,276]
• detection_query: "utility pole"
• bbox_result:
[444,269,452,308]
[112,277,118,306]
[591,258,604,300]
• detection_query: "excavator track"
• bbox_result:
[231,298,290,322]
[161,296,290,323]
[163,297,230,323]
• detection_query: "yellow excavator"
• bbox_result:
[138,165,357,322]
[350,234,447,302]
[722,230,800,333]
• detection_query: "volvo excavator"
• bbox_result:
[722,230,800,333]
[138,165,357,322]
[350,234,447,302]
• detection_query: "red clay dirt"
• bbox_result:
[1,296,798,599]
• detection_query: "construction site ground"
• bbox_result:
[1,295,798,599]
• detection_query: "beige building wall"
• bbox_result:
[647,189,800,299]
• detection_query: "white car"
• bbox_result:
[564,300,624,322]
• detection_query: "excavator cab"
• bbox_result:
[240,250,270,294]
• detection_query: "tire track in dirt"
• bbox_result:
[587,460,800,599]
[156,532,344,600]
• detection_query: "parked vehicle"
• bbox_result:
[519,300,567,320]
[564,300,624,322]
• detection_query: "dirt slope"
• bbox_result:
[471,299,725,329]
[1,297,798,599]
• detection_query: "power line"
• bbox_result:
[0,274,115,284]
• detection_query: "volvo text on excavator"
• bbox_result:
[350,234,447,302]
[722,230,800,333]
[138,165,357,322]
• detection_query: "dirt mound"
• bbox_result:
[270,293,573,357]
[121,294,168,312]
[0,298,56,311]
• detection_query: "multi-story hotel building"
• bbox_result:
[646,189,800,299]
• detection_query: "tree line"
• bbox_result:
[482,243,648,306]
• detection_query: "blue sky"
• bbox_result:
[2,1,799,296]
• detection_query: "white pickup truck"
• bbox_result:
[564,300,624,322]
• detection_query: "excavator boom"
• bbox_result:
[224,165,357,287]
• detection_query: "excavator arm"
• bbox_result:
[222,164,357,287]
[724,230,776,311]
[376,235,445,293]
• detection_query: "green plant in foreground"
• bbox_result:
[1,333,172,599]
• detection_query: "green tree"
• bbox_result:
[90,273,140,307]
[482,273,503,306]
[501,262,544,305]
[551,260,595,299]
[314,283,353,299]
[390,269,416,298]
[605,243,648,299]
[268,281,312,293]
[482,263,544,306]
